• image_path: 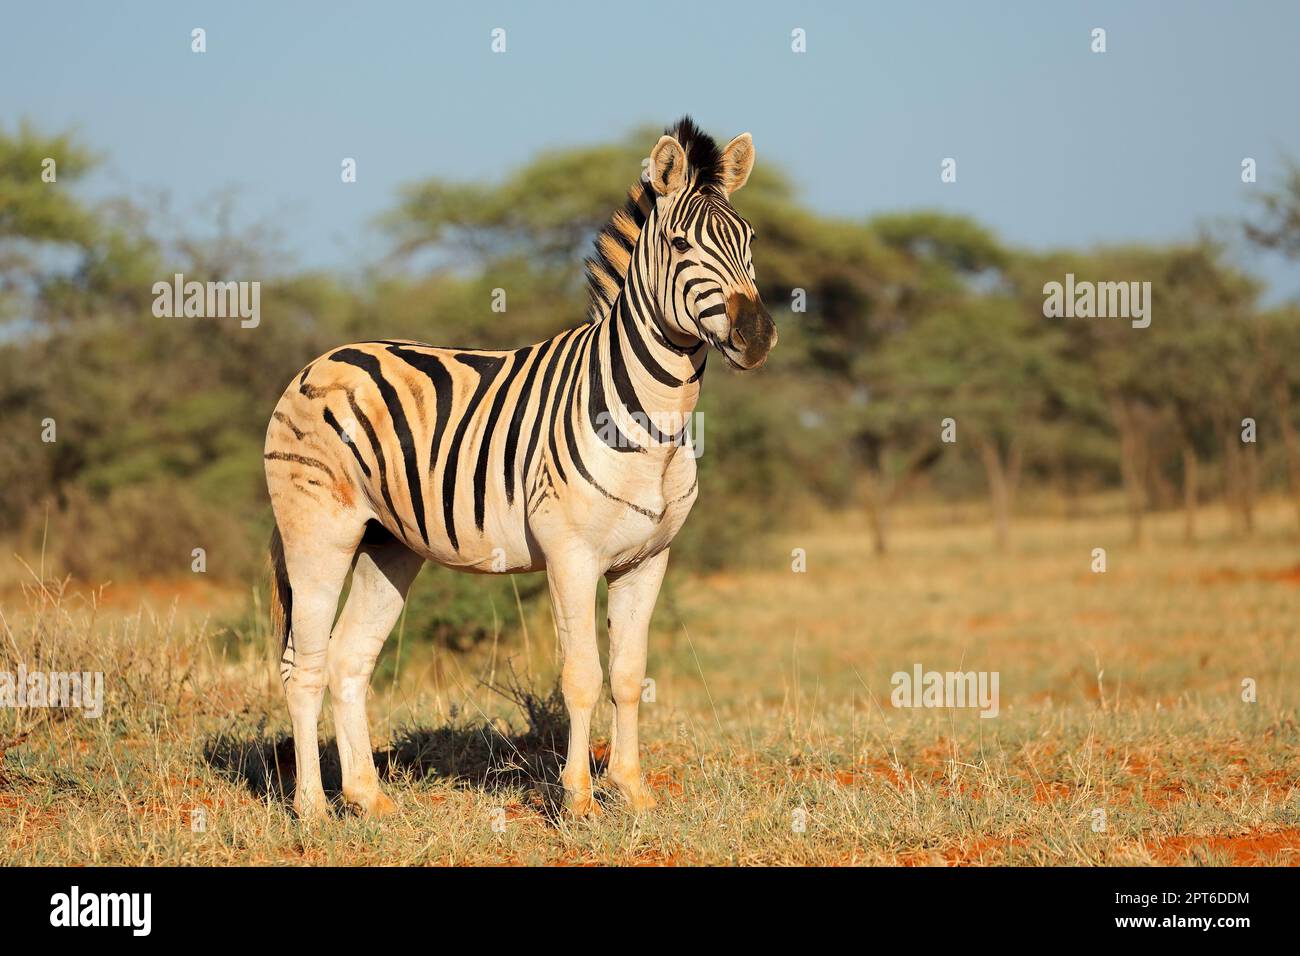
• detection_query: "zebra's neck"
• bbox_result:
[592,210,706,434]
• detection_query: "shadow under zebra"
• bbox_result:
[202,676,608,824]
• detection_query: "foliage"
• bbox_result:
[0,119,1295,641]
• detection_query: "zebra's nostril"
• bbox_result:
[733,326,748,346]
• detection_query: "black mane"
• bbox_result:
[583,116,724,322]
[666,115,725,192]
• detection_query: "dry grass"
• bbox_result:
[1,500,1298,865]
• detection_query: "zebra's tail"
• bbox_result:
[269,525,293,655]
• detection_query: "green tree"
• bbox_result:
[882,295,1062,548]
[1244,158,1300,532]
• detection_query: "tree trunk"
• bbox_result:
[980,439,1022,551]
[1181,441,1199,544]
[863,469,890,555]
[1111,397,1147,546]
[1222,428,1243,534]
[860,443,941,556]
[1241,440,1257,535]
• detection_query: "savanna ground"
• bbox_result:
[1,499,1297,866]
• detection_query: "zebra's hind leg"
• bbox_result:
[327,525,424,817]
[545,553,603,817]
[605,549,669,812]
[276,508,367,821]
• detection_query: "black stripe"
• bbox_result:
[330,348,430,545]
[503,339,554,505]
[347,392,405,538]
[443,353,504,550]
[264,451,334,478]
[546,325,596,484]
[563,368,662,523]
[589,322,643,451]
[521,330,574,494]
[621,285,686,387]
[610,304,683,444]
[323,407,371,478]
[472,346,531,531]
[648,319,704,356]
[273,411,306,439]
[386,345,454,539]
[561,333,593,481]
[687,353,707,384]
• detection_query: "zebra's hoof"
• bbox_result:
[609,770,658,812]
[293,793,330,822]
[349,790,397,818]
[623,787,657,813]
[567,791,603,819]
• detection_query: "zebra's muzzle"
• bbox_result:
[725,294,777,370]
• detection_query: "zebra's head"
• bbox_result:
[644,119,777,371]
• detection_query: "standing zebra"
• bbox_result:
[264,118,775,819]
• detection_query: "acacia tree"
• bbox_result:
[1117,243,1263,541]
[1244,159,1300,533]
[754,211,921,554]
[1244,159,1300,257]
[845,213,1013,553]
[0,125,104,526]
[879,294,1062,549]
[382,125,796,274]
[0,124,357,574]
[1012,245,1257,545]
[0,124,100,323]
[1254,307,1300,531]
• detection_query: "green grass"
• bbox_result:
[1,500,1298,865]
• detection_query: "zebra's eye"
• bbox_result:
[671,237,691,253]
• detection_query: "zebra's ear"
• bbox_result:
[648,135,688,197]
[720,133,755,196]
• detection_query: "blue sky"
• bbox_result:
[3,1,1298,299]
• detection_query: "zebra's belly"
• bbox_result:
[390,475,696,578]
[384,503,544,574]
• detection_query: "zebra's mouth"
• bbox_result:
[722,341,768,371]
[702,331,749,370]
[705,331,770,371]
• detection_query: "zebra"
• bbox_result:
[264,117,776,820]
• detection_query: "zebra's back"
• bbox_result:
[264,327,696,576]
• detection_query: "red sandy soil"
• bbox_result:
[1198,564,1300,586]
[1142,828,1300,865]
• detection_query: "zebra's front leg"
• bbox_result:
[545,553,603,817]
[606,550,668,812]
